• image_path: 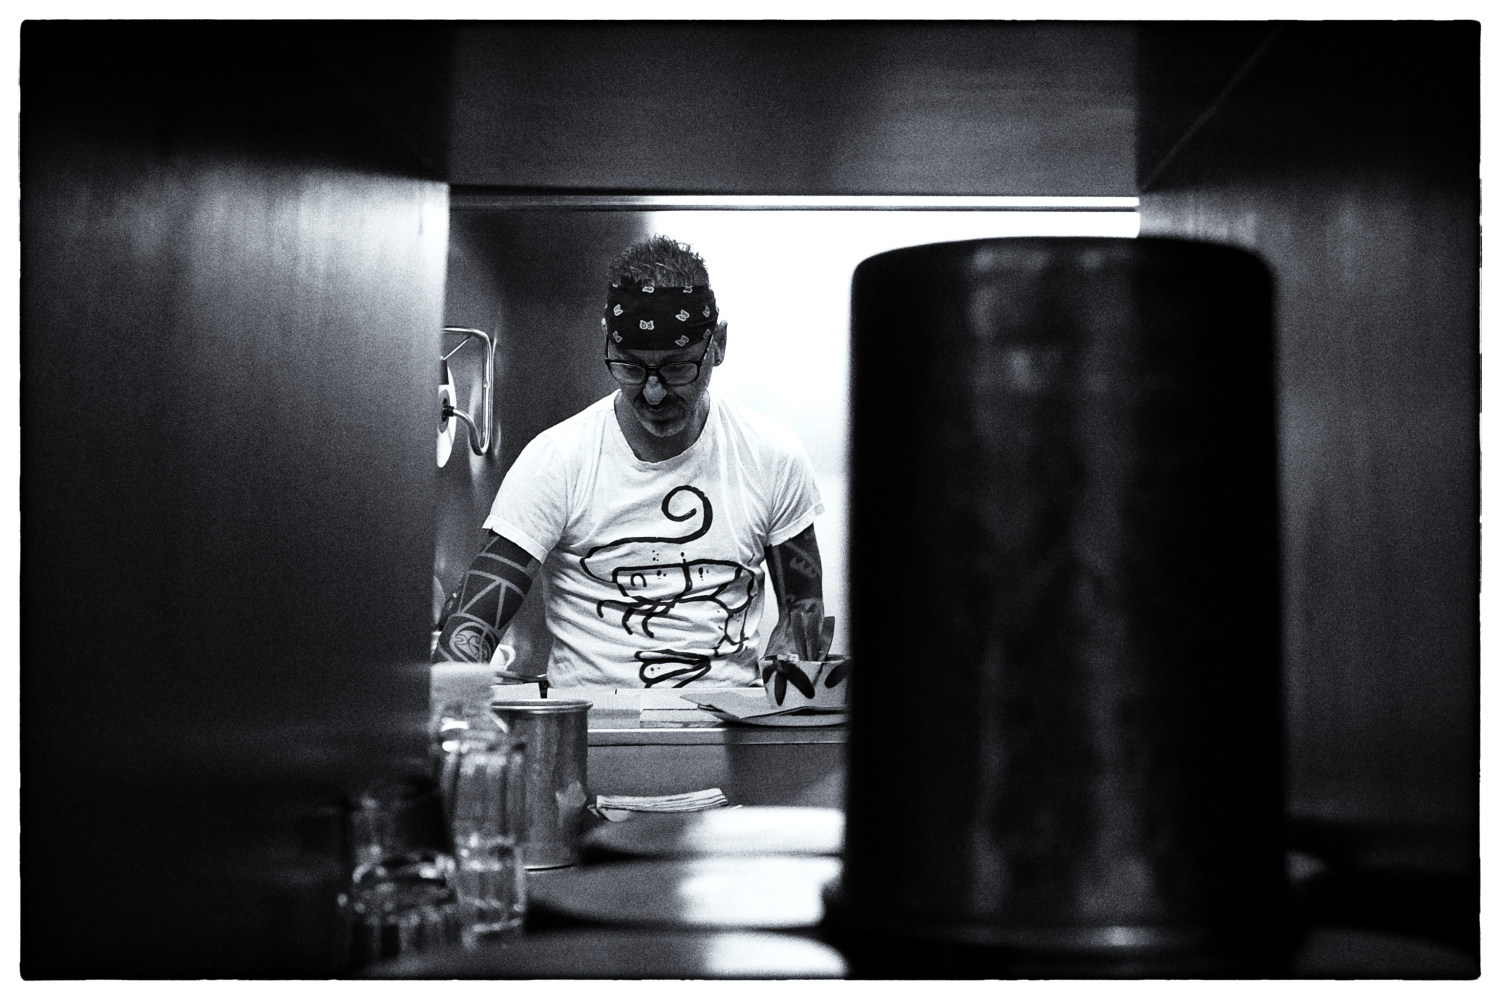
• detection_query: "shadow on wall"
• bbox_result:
[436,210,649,672]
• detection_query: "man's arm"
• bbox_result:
[763,524,826,660]
[433,532,539,663]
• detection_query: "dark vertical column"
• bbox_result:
[837,238,1282,975]
[21,23,450,976]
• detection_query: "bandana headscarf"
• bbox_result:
[602,277,719,350]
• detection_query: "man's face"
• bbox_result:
[607,334,719,440]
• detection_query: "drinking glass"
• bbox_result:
[337,775,462,974]
[336,852,462,974]
[347,775,451,876]
[449,740,529,945]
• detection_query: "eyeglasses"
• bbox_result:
[604,337,714,387]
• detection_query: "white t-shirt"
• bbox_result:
[484,392,825,689]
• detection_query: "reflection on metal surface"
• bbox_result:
[531,856,842,929]
[583,806,844,858]
[373,928,848,978]
[699,931,847,978]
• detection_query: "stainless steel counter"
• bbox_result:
[587,707,847,744]
[585,707,846,808]
[430,668,849,807]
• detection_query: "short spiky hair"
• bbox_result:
[606,235,712,290]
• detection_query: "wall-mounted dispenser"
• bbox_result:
[439,326,496,468]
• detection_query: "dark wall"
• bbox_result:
[21,23,451,976]
[1137,24,1478,833]
[447,22,1136,195]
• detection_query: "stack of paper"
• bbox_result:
[593,789,730,821]
[638,706,725,727]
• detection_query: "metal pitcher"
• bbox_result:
[489,698,592,869]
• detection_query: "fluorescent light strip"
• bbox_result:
[449,193,1139,211]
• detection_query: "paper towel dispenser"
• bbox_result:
[439,326,496,466]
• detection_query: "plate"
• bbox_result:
[583,806,844,858]
[371,929,847,979]
[529,856,842,930]
[677,688,784,718]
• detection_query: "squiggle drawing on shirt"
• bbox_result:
[580,485,757,686]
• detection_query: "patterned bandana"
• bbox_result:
[602,277,719,350]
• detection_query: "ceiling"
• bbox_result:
[318,21,1277,198]
[444,22,1139,197]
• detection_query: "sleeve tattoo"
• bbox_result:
[434,533,539,663]
[764,525,824,613]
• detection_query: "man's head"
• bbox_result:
[603,236,727,442]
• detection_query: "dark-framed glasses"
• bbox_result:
[604,337,713,387]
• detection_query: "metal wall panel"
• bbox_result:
[446,23,1137,196]
[21,23,449,976]
[1139,23,1479,832]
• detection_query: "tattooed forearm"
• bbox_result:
[763,525,826,659]
[434,533,539,663]
[765,525,824,610]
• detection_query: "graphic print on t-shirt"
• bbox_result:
[579,484,757,687]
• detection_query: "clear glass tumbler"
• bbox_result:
[347,775,451,877]
[337,775,461,974]
[449,739,528,946]
[336,854,462,973]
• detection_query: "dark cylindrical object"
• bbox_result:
[839,238,1284,973]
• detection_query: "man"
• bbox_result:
[434,235,828,689]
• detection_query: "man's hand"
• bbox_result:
[765,598,828,660]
